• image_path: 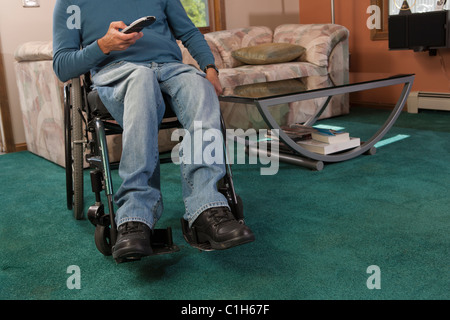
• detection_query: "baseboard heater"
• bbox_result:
[407,91,450,113]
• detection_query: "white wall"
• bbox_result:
[0,0,299,147]
[225,0,299,30]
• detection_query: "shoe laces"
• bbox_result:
[120,222,144,235]
[210,207,234,226]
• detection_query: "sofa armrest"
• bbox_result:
[176,40,201,70]
[273,24,349,69]
[14,41,53,62]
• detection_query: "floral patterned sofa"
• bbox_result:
[183,24,350,130]
[14,24,349,167]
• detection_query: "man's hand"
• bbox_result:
[98,21,143,55]
[205,68,223,96]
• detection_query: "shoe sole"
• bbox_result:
[112,246,153,263]
[196,232,255,250]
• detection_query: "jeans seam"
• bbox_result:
[163,81,193,190]
[150,151,163,216]
[113,86,125,104]
[117,217,156,230]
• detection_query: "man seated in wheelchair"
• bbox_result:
[53,0,254,261]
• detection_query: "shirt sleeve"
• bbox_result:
[52,0,107,82]
[165,0,215,71]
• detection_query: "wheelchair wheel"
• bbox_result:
[67,78,84,220]
[94,225,112,256]
[64,85,73,210]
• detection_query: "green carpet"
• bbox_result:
[0,107,449,300]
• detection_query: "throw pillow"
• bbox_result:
[231,43,305,65]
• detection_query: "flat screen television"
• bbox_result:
[389,10,450,53]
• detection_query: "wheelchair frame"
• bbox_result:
[64,74,244,260]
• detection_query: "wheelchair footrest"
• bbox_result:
[113,227,180,263]
[180,218,215,252]
[149,227,180,255]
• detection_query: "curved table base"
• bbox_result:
[252,75,415,169]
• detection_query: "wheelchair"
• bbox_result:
[64,73,244,261]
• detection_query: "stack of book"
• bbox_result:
[268,125,360,155]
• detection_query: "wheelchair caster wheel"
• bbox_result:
[87,204,105,226]
[94,225,112,256]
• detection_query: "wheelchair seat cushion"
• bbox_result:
[87,90,112,119]
[87,90,178,120]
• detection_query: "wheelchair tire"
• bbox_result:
[64,85,73,211]
[94,225,112,256]
[71,78,84,220]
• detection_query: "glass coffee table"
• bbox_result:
[219,73,415,171]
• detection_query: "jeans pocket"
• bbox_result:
[188,64,207,78]
[92,61,128,86]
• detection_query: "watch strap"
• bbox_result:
[204,64,219,75]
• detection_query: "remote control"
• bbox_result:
[122,16,156,34]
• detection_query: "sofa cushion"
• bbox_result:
[204,26,273,69]
[231,43,305,65]
[230,79,306,98]
[218,67,268,88]
[219,61,329,90]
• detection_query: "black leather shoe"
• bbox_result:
[191,207,255,250]
[112,222,153,262]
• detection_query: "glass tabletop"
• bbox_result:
[218,72,415,169]
[220,73,415,101]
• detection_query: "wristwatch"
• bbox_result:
[204,64,219,75]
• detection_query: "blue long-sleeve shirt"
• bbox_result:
[53,0,215,82]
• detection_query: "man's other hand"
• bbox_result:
[205,68,223,96]
[98,21,143,55]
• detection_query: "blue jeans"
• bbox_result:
[92,61,229,229]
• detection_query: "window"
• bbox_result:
[389,0,450,15]
[181,0,209,27]
[181,0,226,33]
